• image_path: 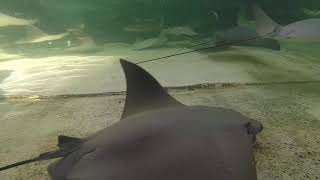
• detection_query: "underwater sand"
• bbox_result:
[0,45,319,96]
[0,44,320,179]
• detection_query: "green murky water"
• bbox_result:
[0,0,320,179]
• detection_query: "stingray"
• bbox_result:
[0,59,263,180]
[0,12,36,27]
[215,26,280,50]
[15,26,70,44]
[253,3,320,42]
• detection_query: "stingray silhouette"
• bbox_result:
[253,3,320,42]
[0,59,263,180]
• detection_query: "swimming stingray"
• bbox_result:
[15,26,69,44]
[0,12,36,27]
[0,59,263,180]
[215,26,281,50]
[253,3,320,42]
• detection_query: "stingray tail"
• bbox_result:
[252,3,281,36]
[0,149,65,171]
[0,135,82,171]
[0,158,38,171]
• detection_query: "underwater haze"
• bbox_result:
[0,0,320,179]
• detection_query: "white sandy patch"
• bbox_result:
[0,46,319,96]
[0,56,122,96]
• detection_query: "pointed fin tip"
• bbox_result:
[120,59,139,77]
[120,58,131,68]
[252,2,281,36]
[119,59,184,119]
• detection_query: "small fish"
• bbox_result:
[0,59,263,180]
[0,12,36,27]
[253,3,320,42]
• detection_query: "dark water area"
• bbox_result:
[1,0,320,43]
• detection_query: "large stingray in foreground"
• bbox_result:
[0,59,263,180]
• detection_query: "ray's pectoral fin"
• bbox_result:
[245,120,263,144]
[120,59,184,119]
[47,145,96,180]
[252,3,282,36]
[58,135,83,150]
